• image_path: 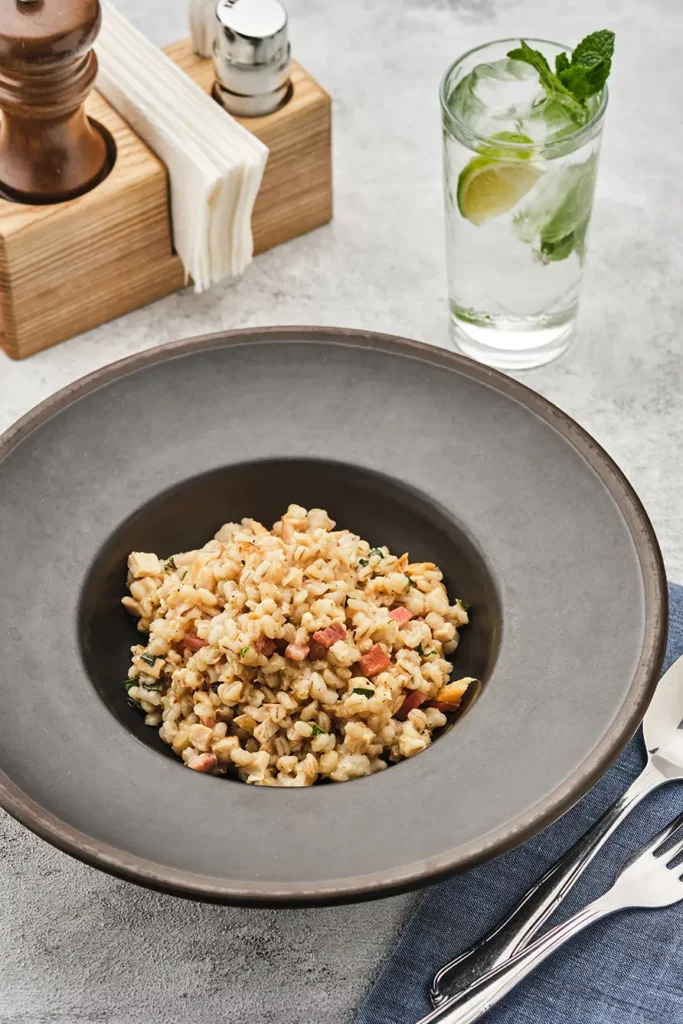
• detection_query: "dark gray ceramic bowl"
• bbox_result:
[0,328,667,906]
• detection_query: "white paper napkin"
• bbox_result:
[96,3,268,291]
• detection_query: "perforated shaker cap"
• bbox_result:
[213,0,291,117]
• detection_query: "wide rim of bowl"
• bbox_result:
[0,326,668,906]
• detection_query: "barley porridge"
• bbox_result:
[122,505,476,786]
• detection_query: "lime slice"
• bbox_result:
[457,156,544,226]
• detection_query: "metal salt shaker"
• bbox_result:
[213,0,291,117]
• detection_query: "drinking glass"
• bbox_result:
[441,39,608,370]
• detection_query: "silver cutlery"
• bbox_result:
[420,810,683,1024]
[431,652,683,1006]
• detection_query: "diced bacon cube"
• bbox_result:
[183,632,208,651]
[285,642,310,662]
[358,644,391,677]
[255,635,276,658]
[187,752,218,773]
[389,607,413,625]
[395,691,427,721]
[312,623,347,649]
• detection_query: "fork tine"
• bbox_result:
[662,834,683,865]
[616,810,683,879]
[649,810,683,856]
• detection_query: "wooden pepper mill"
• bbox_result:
[0,0,112,203]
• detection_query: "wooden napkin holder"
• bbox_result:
[0,40,332,360]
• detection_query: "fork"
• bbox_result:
[416,810,683,1024]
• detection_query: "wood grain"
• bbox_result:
[0,44,332,359]
[0,91,182,360]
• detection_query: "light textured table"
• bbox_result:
[1,2,681,1022]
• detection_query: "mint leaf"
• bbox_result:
[555,52,570,75]
[514,154,598,265]
[572,30,615,68]
[541,216,590,265]
[507,40,552,79]
[539,156,598,243]
[507,41,586,123]
[558,30,614,103]
[538,159,597,264]
[557,60,610,103]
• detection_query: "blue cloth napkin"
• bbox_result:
[356,582,683,1024]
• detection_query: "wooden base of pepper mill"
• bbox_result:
[0,41,332,360]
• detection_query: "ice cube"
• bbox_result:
[468,59,545,123]
[447,73,487,134]
[523,98,578,144]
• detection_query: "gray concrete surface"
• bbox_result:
[0,1,681,1021]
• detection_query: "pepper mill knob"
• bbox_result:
[0,0,111,203]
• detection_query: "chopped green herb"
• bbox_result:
[352,687,375,698]
[141,680,164,691]
[457,599,471,612]
[164,556,177,572]
[180,569,188,581]
[417,643,438,658]
[359,558,369,567]
[405,574,415,593]
[310,724,326,736]
[239,646,251,657]
[369,548,384,559]
[126,695,141,710]
[123,679,138,691]
[140,653,158,666]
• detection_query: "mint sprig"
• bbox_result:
[508,31,614,125]
[506,41,585,122]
